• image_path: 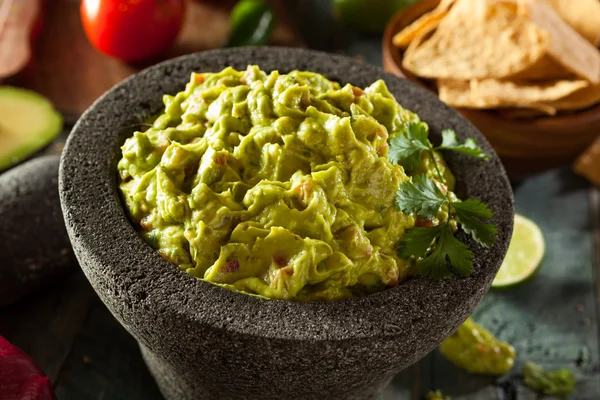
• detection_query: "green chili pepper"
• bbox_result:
[227,0,275,47]
[333,0,418,34]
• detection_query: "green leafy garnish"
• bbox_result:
[398,225,444,262]
[389,124,490,170]
[388,122,429,171]
[438,129,490,160]
[417,224,474,278]
[395,175,446,219]
[523,362,575,398]
[453,199,497,248]
[389,122,495,279]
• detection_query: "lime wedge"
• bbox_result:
[492,214,545,288]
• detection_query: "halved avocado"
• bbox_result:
[0,86,62,172]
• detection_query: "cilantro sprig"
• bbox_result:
[388,123,430,171]
[389,126,489,172]
[389,122,496,279]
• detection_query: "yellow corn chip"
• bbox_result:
[402,0,550,79]
[544,83,600,111]
[574,136,600,187]
[542,0,600,45]
[472,78,589,105]
[437,79,474,108]
[438,79,556,114]
[509,54,574,80]
[403,15,440,61]
[392,0,455,49]
[490,0,528,15]
[528,1,600,84]
[438,78,589,115]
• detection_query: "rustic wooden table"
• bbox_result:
[1,1,599,399]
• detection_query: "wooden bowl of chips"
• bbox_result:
[382,0,600,179]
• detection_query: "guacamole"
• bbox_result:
[425,390,450,400]
[523,362,575,397]
[117,65,456,301]
[440,317,516,375]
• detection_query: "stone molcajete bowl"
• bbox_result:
[59,48,514,400]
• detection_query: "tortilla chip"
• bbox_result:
[528,1,600,84]
[509,54,574,80]
[437,79,474,108]
[437,78,588,115]
[402,0,550,79]
[544,83,600,111]
[392,0,455,49]
[472,78,589,105]
[574,136,600,187]
[403,15,441,61]
[542,0,600,45]
[489,0,528,15]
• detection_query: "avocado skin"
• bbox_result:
[0,155,76,307]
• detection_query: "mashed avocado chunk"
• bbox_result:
[117,66,456,301]
[440,317,516,375]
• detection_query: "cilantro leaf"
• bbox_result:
[452,198,494,219]
[388,122,430,170]
[417,223,474,279]
[437,129,490,160]
[398,224,444,259]
[395,175,447,219]
[452,199,497,247]
[389,123,496,280]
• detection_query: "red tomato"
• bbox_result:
[80,0,186,62]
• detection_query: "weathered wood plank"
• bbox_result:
[591,187,600,361]
[0,270,96,383]
[52,300,163,400]
[455,169,598,399]
[382,356,434,399]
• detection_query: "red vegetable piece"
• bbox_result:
[80,0,186,63]
[224,259,240,273]
[0,336,55,400]
[415,217,436,228]
[272,252,288,267]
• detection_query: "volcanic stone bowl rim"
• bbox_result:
[59,47,514,342]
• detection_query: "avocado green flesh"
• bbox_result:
[425,390,450,400]
[117,66,456,301]
[523,362,575,397]
[0,86,63,172]
[440,318,516,375]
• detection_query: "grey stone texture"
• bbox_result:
[59,48,514,400]
[0,155,75,306]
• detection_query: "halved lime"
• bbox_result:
[492,214,545,288]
